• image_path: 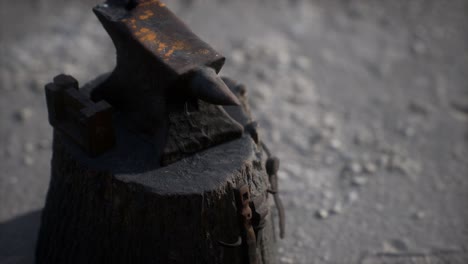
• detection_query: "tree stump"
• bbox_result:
[36,77,278,264]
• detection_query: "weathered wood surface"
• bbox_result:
[162,101,244,166]
[36,78,277,264]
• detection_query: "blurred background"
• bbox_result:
[1,0,468,263]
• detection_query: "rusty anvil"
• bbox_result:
[88,0,244,163]
[93,0,239,108]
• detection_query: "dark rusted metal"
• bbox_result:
[250,195,269,234]
[101,0,225,75]
[219,189,269,254]
[89,0,242,165]
[45,74,115,156]
[189,67,240,106]
[91,0,239,124]
[236,184,259,264]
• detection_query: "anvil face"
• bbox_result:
[94,0,225,76]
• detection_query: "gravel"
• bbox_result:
[14,108,34,122]
[1,0,468,263]
[315,209,329,220]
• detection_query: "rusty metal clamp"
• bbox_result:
[218,186,269,258]
[218,185,259,264]
[236,184,259,264]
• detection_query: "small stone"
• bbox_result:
[412,211,425,220]
[320,129,333,140]
[330,139,342,150]
[351,176,368,186]
[450,101,468,120]
[231,49,246,65]
[393,156,421,177]
[349,162,363,174]
[316,209,329,219]
[276,50,291,66]
[255,68,268,81]
[363,162,377,174]
[347,191,359,203]
[29,79,44,94]
[321,252,331,262]
[24,142,35,153]
[330,202,343,214]
[408,100,429,116]
[322,190,334,200]
[292,75,312,93]
[353,134,364,146]
[37,139,51,150]
[23,155,34,166]
[15,107,33,122]
[378,154,390,168]
[354,129,375,146]
[401,126,415,137]
[294,56,311,70]
[383,239,409,253]
[323,114,337,130]
[279,256,294,264]
[250,82,271,101]
[388,156,404,172]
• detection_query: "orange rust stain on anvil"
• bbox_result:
[122,18,138,29]
[121,0,191,60]
[135,27,158,42]
[139,10,154,20]
[163,40,189,59]
[157,43,168,53]
[199,49,210,55]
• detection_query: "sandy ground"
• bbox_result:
[1,0,468,263]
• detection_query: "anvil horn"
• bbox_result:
[190,67,240,106]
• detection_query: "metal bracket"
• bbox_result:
[232,184,259,264]
[45,74,116,156]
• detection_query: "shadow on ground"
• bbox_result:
[0,210,40,264]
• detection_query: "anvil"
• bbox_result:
[92,0,240,135]
[90,0,244,164]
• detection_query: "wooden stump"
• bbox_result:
[36,78,277,264]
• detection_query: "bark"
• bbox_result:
[36,78,277,264]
